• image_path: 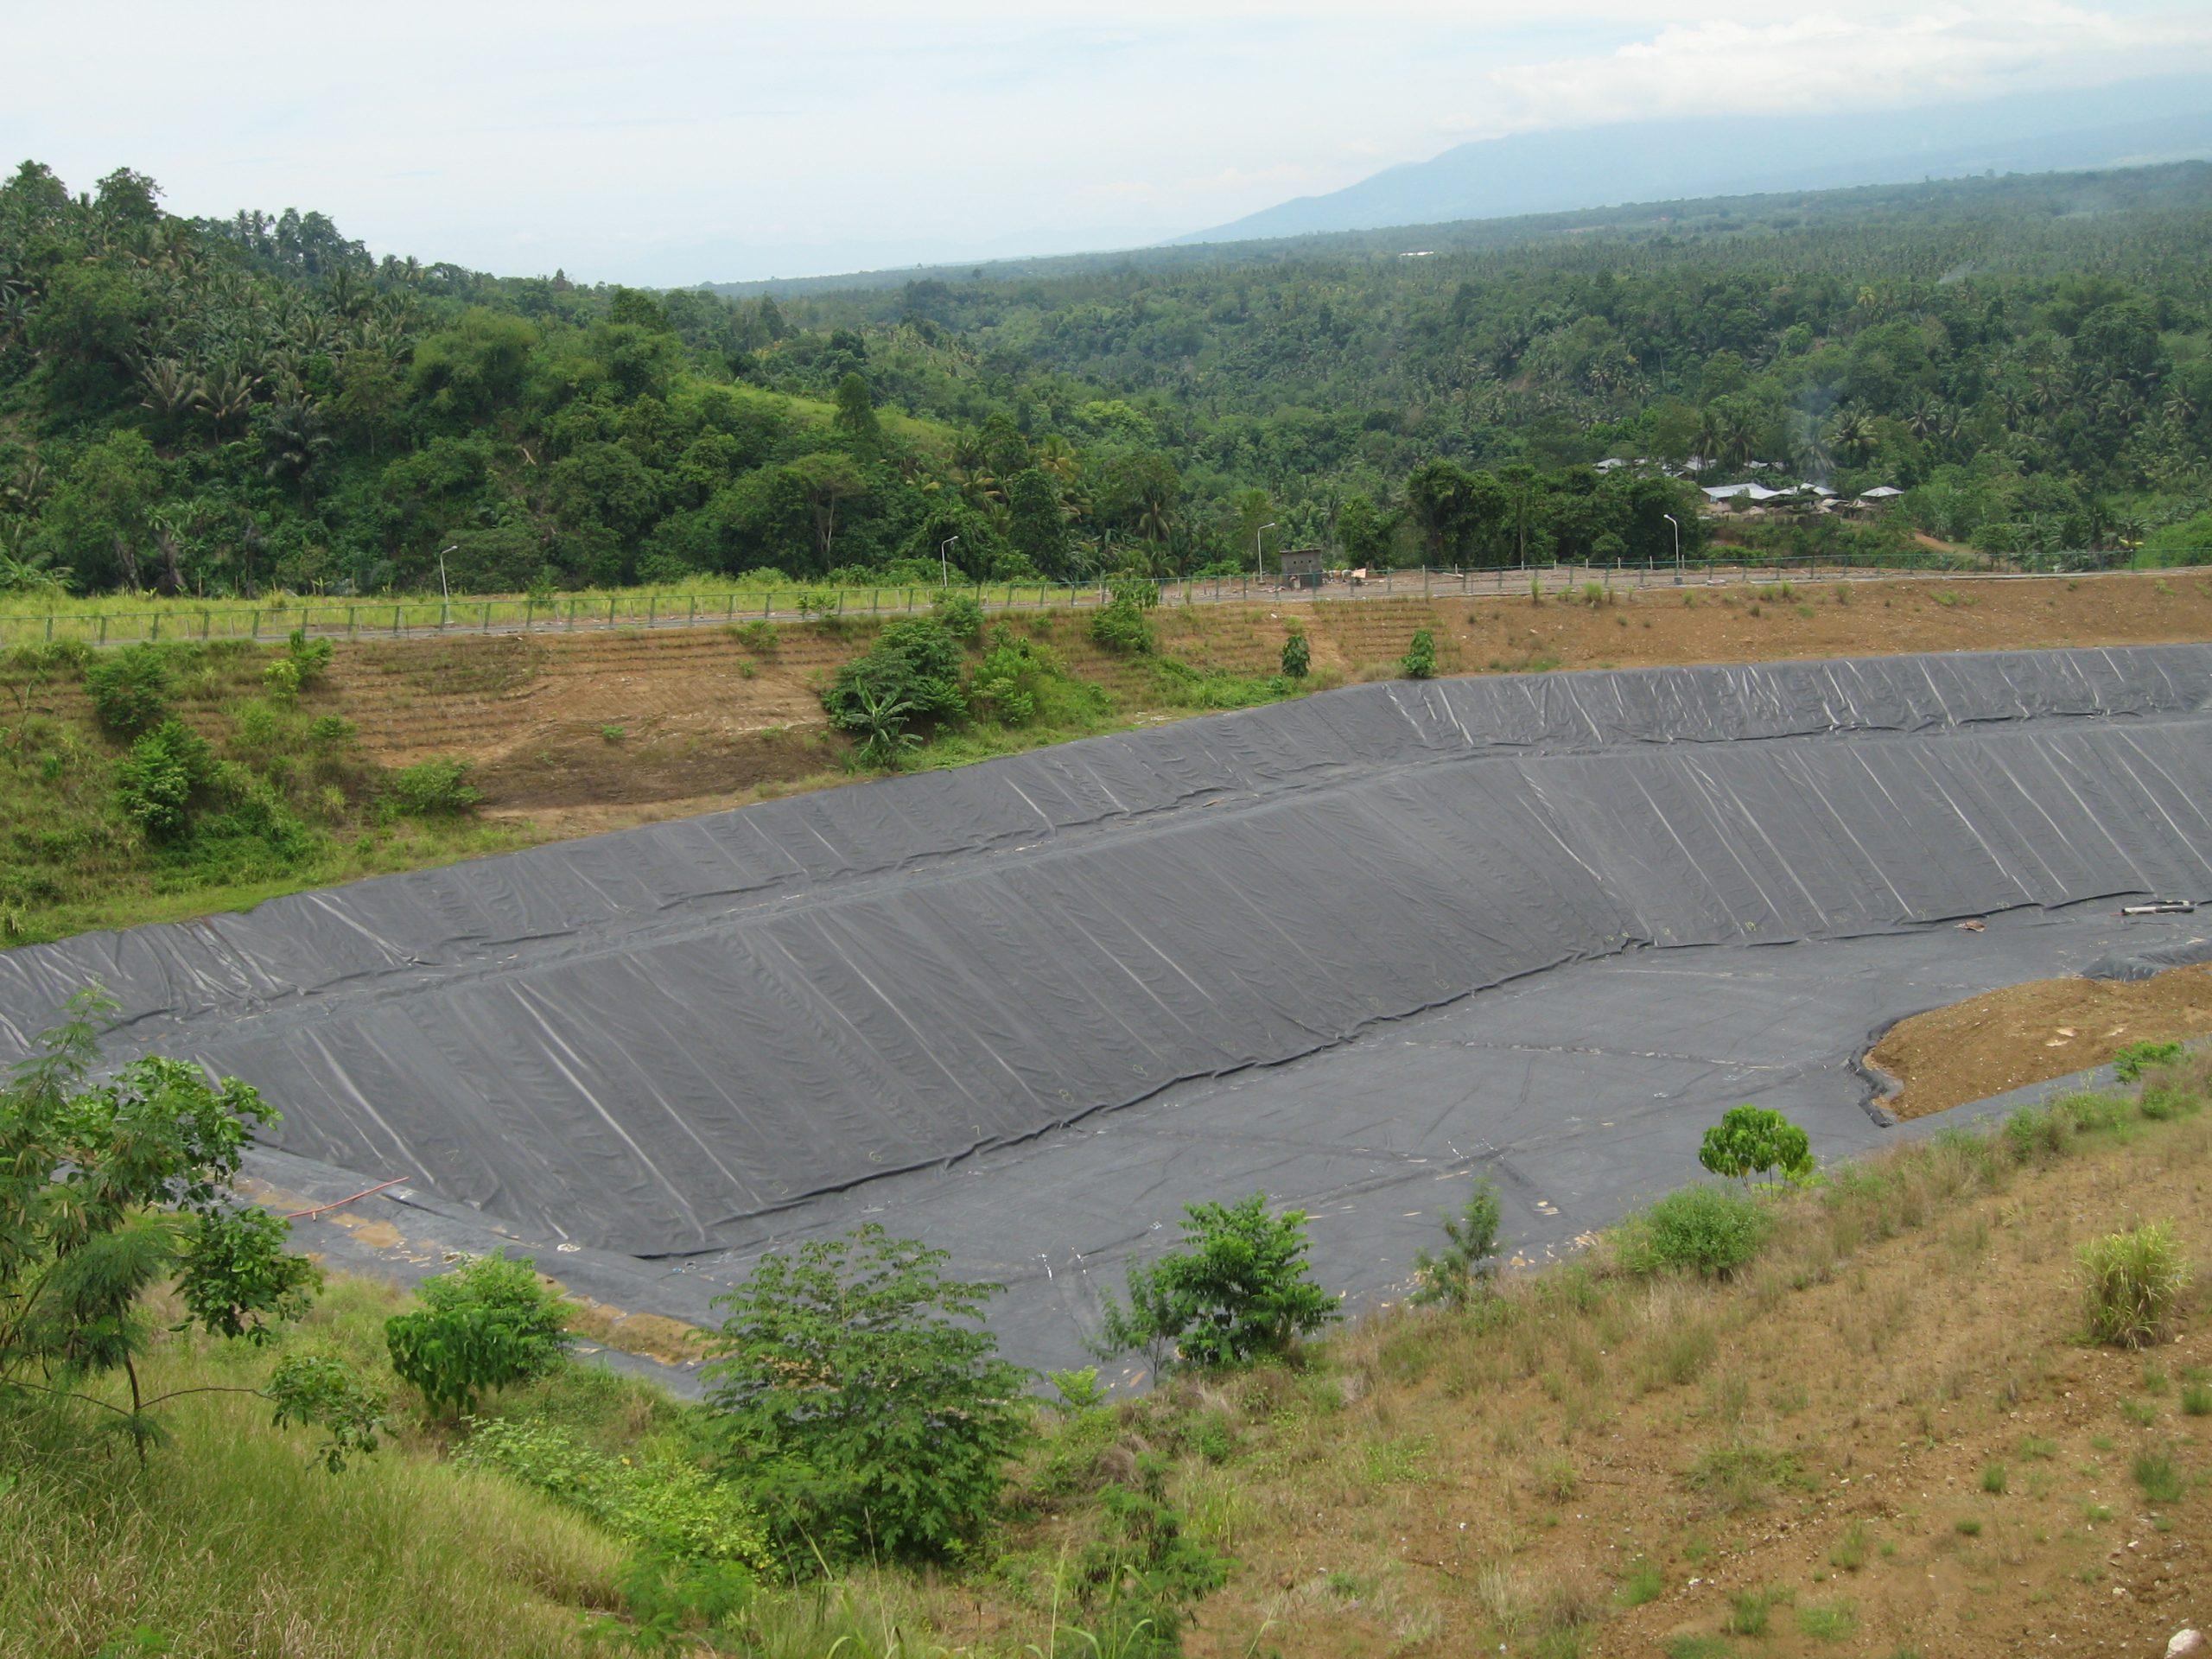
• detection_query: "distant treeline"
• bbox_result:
[3,160,2209,602]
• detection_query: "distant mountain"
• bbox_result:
[1178,77,2212,246]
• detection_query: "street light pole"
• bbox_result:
[940,536,958,588]
[1662,514,1681,584]
[1255,521,1277,579]
[437,543,457,623]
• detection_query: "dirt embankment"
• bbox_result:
[302,571,2212,839]
[1872,962,2212,1118]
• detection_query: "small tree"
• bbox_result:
[385,1251,572,1417]
[1698,1105,1815,1189]
[1093,1193,1337,1373]
[0,987,385,1468]
[703,1224,1029,1562]
[1409,1179,1505,1308]
[1402,629,1437,679]
[1280,627,1310,680]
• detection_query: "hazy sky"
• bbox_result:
[10,2,2211,284]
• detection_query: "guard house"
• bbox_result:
[1280,548,1325,589]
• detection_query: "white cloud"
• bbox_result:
[1444,3,2212,137]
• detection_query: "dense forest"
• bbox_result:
[3,159,2210,602]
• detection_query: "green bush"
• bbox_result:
[389,757,481,816]
[931,591,984,642]
[458,1417,771,1567]
[703,1224,1029,1563]
[1071,1455,1230,1657]
[1616,1185,1770,1279]
[85,645,174,735]
[2078,1221,2190,1348]
[1280,629,1310,680]
[1402,628,1437,679]
[968,630,1054,727]
[113,718,214,837]
[1089,594,1155,655]
[821,618,967,734]
[385,1252,573,1417]
[1093,1192,1338,1372]
[2113,1040,2184,1082]
[263,628,334,702]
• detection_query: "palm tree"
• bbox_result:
[260,397,331,510]
[1036,435,1078,481]
[199,366,260,439]
[137,357,202,423]
[1826,409,1878,468]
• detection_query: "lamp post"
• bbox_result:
[940,535,958,588]
[1255,521,1277,579]
[1662,514,1681,584]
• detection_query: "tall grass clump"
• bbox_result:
[2079,1221,2191,1347]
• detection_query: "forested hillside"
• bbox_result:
[3,159,2210,605]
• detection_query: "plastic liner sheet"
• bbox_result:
[0,645,2207,1258]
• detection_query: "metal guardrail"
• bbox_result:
[0,555,2193,652]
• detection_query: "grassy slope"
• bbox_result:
[0,638,528,946]
[4,1057,2208,1657]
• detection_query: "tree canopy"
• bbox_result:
[4,158,2209,602]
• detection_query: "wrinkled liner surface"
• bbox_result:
[1,646,2206,1255]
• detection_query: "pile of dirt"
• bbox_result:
[1870,959,2212,1117]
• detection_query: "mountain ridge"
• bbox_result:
[1174,76,2212,247]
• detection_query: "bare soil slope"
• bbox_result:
[294,570,2212,839]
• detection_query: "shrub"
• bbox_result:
[1402,628,1437,678]
[822,618,966,734]
[85,645,173,735]
[703,1224,1029,1563]
[458,1417,770,1567]
[264,628,334,702]
[968,631,1053,727]
[931,591,984,642]
[1410,1179,1506,1307]
[2113,1039,2184,1082]
[114,718,214,838]
[1280,628,1310,680]
[1616,1185,1770,1279]
[389,758,481,816]
[2078,1221,2190,1348]
[1698,1104,1814,1187]
[1090,594,1155,655]
[385,1252,573,1417]
[1071,1453,1230,1657]
[1093,1192,1338,1372]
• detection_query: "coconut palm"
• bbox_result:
[260,397,332,509]
[1826,409,1878,467]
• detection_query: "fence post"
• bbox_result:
[480,601,489,633]
[648,595,658,627]
[689,595,698,627]
[150,613,160,642]
[99,614,107,645]
[1423,566,1430,598]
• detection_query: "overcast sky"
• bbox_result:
[10,2,2211,285]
